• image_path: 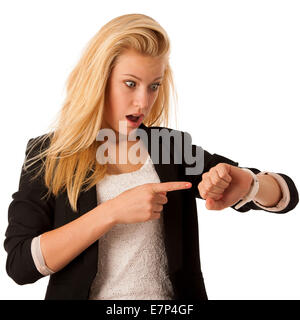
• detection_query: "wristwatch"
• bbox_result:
[234,168,260,209]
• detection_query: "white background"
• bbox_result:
[0,0,299,300]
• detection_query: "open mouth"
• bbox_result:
[126,114,144,125]
[126,115,140,122]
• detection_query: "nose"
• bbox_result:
[133,88,150,112]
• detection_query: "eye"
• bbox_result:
[150,83,162,91]
[125,80,136,88]
[124,81,161,92]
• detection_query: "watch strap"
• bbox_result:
[234,168,260,209]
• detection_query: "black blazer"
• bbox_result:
[4,123,299,300]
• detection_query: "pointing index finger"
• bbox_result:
[152,181,192,193]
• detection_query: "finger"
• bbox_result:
[152,181,192,193]
[205,197,225,210]
[200,187,223,200]
[155,194,168,204]
[203,177,224,193]
[204,191,223,201]
[151,212,161,220]
[210,169,230,189]
[216,164,232,183]
[203,177,224,194]
[158,191,167,196]
[153,204,163,213]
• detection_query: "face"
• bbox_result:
[102,48,166,142]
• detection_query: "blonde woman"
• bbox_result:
[4,13,299,300]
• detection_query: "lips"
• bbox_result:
[126,113,144,122]
[126,115,139,122]
[126,113,144,126]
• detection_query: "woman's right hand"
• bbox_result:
[108,181,192,224]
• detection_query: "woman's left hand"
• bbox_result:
[197,163,253,210]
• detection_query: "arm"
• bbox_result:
[175,130,298,213]
[39,199,115,273]
[4,137,117,284]
[4,137,54,284]
[197,163,298,213]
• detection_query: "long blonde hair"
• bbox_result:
[24,13,178,213]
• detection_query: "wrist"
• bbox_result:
[97,199,118,227]
[253,174,266,203]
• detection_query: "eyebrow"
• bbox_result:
[122,74,163,81]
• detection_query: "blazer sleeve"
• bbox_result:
[179,131,299,214]
[4,136,54,285]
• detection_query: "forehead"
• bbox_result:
[113,49,166,76]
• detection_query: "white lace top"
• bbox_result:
[88,153,175,300]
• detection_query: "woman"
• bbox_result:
[4,13,299,300]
